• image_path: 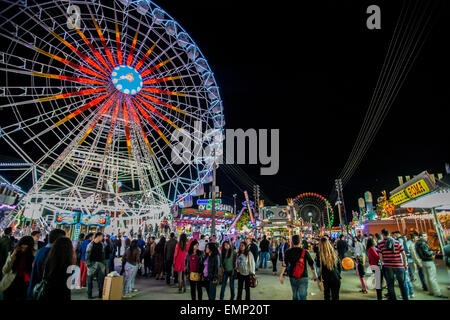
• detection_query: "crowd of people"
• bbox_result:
[0,226,448,301]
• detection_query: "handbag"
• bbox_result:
[189,272,201,282]
[218,267,224,284]
[32,266,48,300]
[248,255,258,288]
[0,253,16,292]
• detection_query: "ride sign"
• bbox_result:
[390,179,431,205]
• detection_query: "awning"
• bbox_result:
[399,188,450,210]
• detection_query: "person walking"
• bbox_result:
[377,228,408,300]
[30,230,45,251]
[1,236,35,300]
[249,238,259,271]
[79,233,94,287]
[356,256,367,294]
[415,232,447,298]
[164,232,178,285]
[258,235,270,269]
[336,234,348,263]
[278,237,289,275]
[203,242,220,300]
[120,238,131,275]
[235,241,255,300]
[219,240,236,300]
[409,233,427,291]
[0,227,14,280]
[27,228,66,299]
[115,235,122,257]
[316,237,341,300]
[122,239,141,298]
[366,238,382,300]
[40,237,76,301]
[142,237,152,277]
[103,237,113,274]
[173,233,188,293]
[269,238,278,275]
[154,236,166,280]
[279,235,318,300]
[86,232,106,299]
[186,240,204,300]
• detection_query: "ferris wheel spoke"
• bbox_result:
[130,99,171,147]
[122,101,132,158]
[134,96,179,131]
[126,19,141,66]
[137,92,186,115]
[105,99,121,154]
[50,0,112,74]
[127,102,154,156]
[143,75,182,85]
[140,58,172,78]
[135,43,157,71]
[0,33,108,81]
[114,5,123,66]
[89,12,116,68]
[20,7,110,77]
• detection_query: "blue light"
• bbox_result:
[111,65,143,95]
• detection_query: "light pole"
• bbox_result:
[233,194,237,218]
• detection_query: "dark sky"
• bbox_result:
[159,0,449,217]
[1,0,448,223]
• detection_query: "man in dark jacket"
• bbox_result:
[164,232,178,285]
[258,235,270,269]
[27,228,66,299]
[336,235,348,262]
[415,232,447,298]
[250,238,259,271]
[0,227,14,279]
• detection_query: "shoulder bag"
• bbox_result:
[248,254,258,288]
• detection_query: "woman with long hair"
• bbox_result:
[235,241,255,300]
[203,242,220,300]
[269,238,278,275]
[317,237,341,300]
[120,237,132,275]
[366,237,382,300]
[186,239,204,300]
[2,236,36,300]
[42,237,76,300]
[122,239,141,298]
[173,233,188,293]
[154,236,166,280]
[219,240,236,300]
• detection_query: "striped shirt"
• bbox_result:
[377,238,405,268]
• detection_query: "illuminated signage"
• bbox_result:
[390,179,431,205]
[55,212,79,225]
[80,213,110,226]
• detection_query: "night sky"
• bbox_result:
[1,0,448,222]
[159,0,449,217]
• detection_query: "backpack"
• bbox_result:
[292,249,306,279]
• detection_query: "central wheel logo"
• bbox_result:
[111,65,143,95]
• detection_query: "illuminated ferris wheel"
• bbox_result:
[0,0,224,228]
[293,193,335,229]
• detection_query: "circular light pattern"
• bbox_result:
[111,65,143,95]
[294,192,335,228]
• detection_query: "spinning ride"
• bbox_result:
[0,0,224,232]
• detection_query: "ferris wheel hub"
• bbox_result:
[111,65,143,95]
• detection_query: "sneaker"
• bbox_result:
[410,294,415,298]
[132,289,138,292]
[436,295,448,299]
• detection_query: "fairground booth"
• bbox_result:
[363,171,449,252]
[54,212,111,240]
[173,198,234,238]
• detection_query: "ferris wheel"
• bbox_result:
[0,0,224,228]
[293,193,335,229]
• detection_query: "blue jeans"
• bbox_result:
[289,277,309,300]
[404,270,414,296]
[383,267,408,300]
[220,271,235,300]
[259,252,269,268]
[206,280,217,300]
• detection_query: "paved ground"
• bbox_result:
[72,257,449,300]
